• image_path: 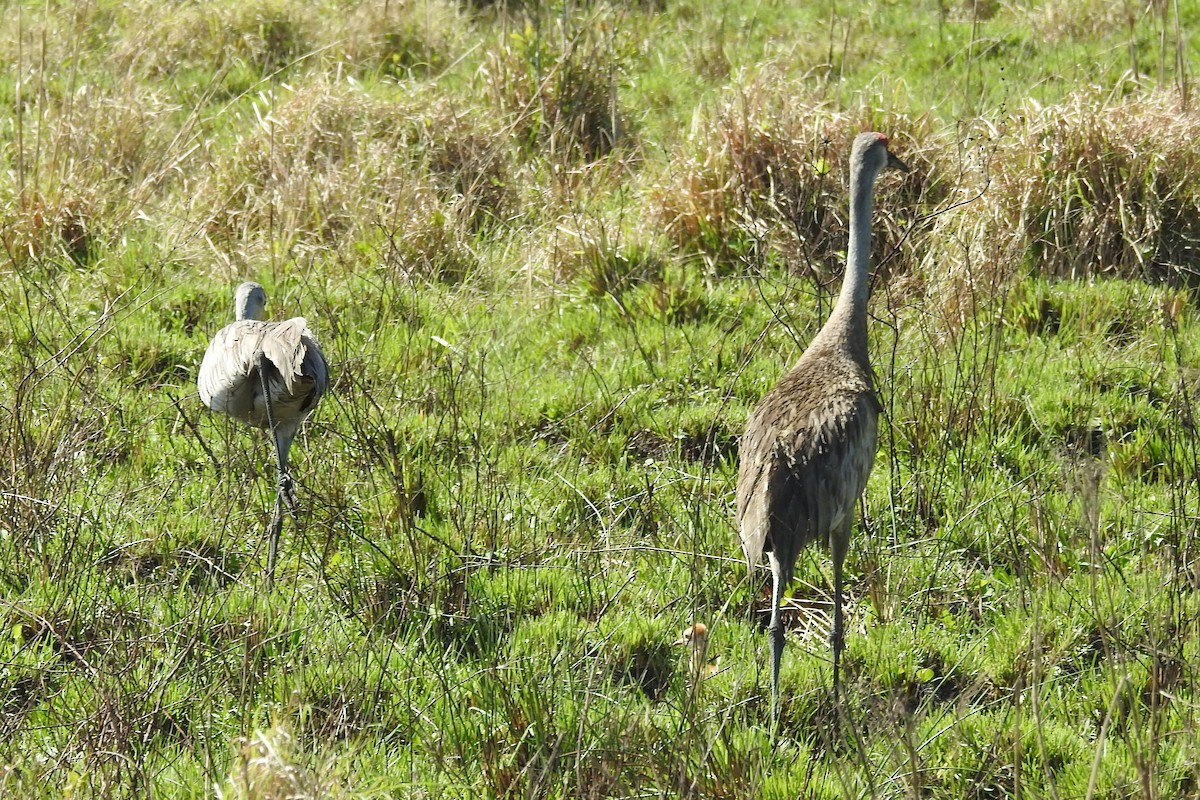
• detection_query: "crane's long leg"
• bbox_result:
[266,494,284,586]
[767,552,787,723]
[255,351,289,587]
[830,520,851,706]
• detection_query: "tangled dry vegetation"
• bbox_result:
[4,0,1200,302]
[921,91,1200,319]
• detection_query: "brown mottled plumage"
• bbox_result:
[198,282,328,584]
[736,132,907,720]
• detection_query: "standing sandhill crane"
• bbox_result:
[736,132,908,720]
[198,281,328,584]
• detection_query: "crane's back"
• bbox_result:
[198,317,327,431]
[736,346,880,578]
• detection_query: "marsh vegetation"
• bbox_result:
[2,1,1200,797]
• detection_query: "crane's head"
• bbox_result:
[852,131,910,177]
[674,622,708,649]
[234,281,267,322]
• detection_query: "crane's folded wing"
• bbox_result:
[736,388,879,578]
[197,318,327,428]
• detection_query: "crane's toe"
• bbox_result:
[278,472,299,514]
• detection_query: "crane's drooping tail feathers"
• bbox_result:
[260,318,318,395]
[199,319,325,431]
[735,132,907,720]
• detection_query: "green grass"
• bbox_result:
[3,0,1200,797]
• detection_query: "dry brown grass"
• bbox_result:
[483,7,629,163]
[649,68,938,279]
[0,3,119,76]
[194,79,414,255]
[0,85,185,266]
[108,0,469,83]
[187,79,514,281]
[1016,0,1131,43]
[1002,90,1200,283]
[922,89,1200,326]
[331,0,469,79]
[112,0,314,79]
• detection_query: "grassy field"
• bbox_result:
[3,0,1200,797]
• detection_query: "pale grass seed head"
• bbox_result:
[218,725,344,800]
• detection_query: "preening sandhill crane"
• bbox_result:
[736,132,908,721]
[198,281,328,584]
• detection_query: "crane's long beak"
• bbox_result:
[888,152,910,172]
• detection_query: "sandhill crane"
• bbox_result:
[674,622,721,710]
[198,281,328,584]
[674,622,712,686]
[736,132,908,720]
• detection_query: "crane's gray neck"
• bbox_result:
[234,282,267,322]
[810,154,882,362]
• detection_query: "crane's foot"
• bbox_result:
[278,472,300,516]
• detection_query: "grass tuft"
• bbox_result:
[219,725,343,800]
[485,6,629,163]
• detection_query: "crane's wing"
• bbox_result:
[736,375,880,581]
[260,318,328,410]
[197,317,328,430]
[198,319,265,423]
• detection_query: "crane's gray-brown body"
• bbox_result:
[198,282,328,583]
[736,132,907,720]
